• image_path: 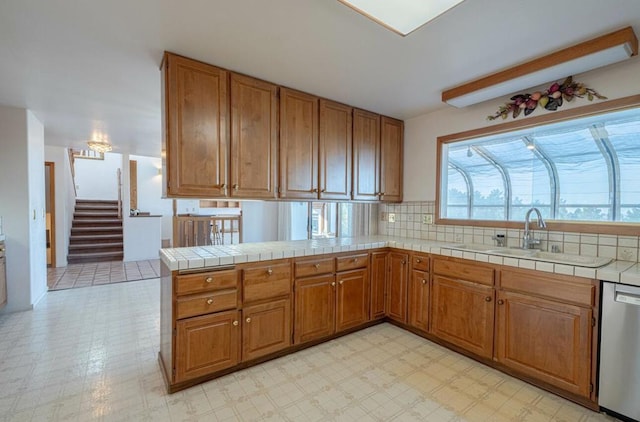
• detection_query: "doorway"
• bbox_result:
[45,161,56,267]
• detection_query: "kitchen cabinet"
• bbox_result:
[352,109,380,201]
[242,261,292,361]
[294,273,336,343]
[229,73,278,198]
[174,310,240,383]
[496,268,595,398]
[162,52,229,197]
[408,253,430,332]
[386,252,408,323]
[336,268,369,332]
[430,257,496,358]
[379,117,403,202]
[370,251,388,320]
[319,100,352,200]
[279,87,319,199]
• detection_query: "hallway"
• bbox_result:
[47,259,160,290]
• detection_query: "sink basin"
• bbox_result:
[449,243,612,268]
[532,251,612,268]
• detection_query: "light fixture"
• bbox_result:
[87,132,113,153]
[442,27,638,108]
[337,0,465,36]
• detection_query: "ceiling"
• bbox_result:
[1,0,639,157]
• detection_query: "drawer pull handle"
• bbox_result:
[267,268,273,275]
[422,279,427,285]
[206,298,214,305]
[485,296,492,302]
[233,320,239,326]
[314,263,320,269]
[246,317,251,323]
[498,299,505,305]
[205,277,213,283]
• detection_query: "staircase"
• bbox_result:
[68,199,123,264]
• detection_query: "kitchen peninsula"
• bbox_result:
[158,235,637,410]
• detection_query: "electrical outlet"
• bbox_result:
[380,212,387,221]
[422,214,433,224]
[388,213,396,223]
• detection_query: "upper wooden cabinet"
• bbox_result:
[279,88,319,199]
[352,109,380,201]
[380,117,403,202]
[163,53,229,197]
[319,100,352,200]
[229,73,278,198]
[353,110,404,202]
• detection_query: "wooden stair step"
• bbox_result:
[69,242,123,250]
[74,212,120,219]
[69,234,123,244]
[67,251,124,264]
[72,219,122,225]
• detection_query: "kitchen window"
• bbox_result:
[438,97,640,232]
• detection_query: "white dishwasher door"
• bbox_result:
[599,282,640,421]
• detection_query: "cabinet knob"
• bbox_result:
[380,192,385,196]
[498,299,505,305]
[205,277,213,283]
[485,296,492,302]
[246,317,251,323]
[422,279,427,285]
[233,320,239,326]
[331,282,336,287]
[314,263,320,269]
[339,280,344,285]
[352,258,358,263]
[220,183,226,190]
[311,188,318,193]
[206,298,214,305]
[416,258,421,263]
[267,268,273,275]
[233,184,239,191]
[401,260,406,265]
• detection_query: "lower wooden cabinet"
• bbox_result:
[336,269,369,332]
[408,269,429,332]
[370,251,388,320]
[496,290,593,397]
[294,274,336,344]
[386,252,408,323]
[242,299,291,361]
[175,310,240,383]
[430,275,495,358]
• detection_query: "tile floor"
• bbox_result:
[47,260,161,290]
[0,279,619,422]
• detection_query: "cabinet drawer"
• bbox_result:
[176,289,238,319]
[243,263,292,303]
[412,254,429,272]
[295,257,335,278]
[336,253,368,272]
[500,269,594,306]
[433,258,494,286]
[176,270,238,296]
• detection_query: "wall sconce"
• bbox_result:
[442,27,638,108]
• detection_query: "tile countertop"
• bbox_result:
[159,235,640,287]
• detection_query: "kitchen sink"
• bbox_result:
[449,244,612,268]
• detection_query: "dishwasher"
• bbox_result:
[599,281,640,422]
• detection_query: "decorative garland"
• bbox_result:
[487,76,607,120]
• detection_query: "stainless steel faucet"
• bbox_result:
[522,207,546,249]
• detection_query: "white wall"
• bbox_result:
[242,201,279,243]
[0,106,46,313]
[74,152,122,200]
[404,56,640,201]
[44,146,76,267]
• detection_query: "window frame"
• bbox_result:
[436,94,640,236]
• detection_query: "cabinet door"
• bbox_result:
[496,290,592,397]
[229,73,278,198]
[242,299,291,361]
[386,252,409,323]
[279,88,319,199]
[430,276,495,358]
[319,100,352,200]
[0,253,6,308]
[294,274,335,343]
[352,109,380,201]
[174,310,240,383]
[370,251,387,320]
[408,270,429,332]
[336,269,369,332]
[164,53,228,197]
[379,116,403,202]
